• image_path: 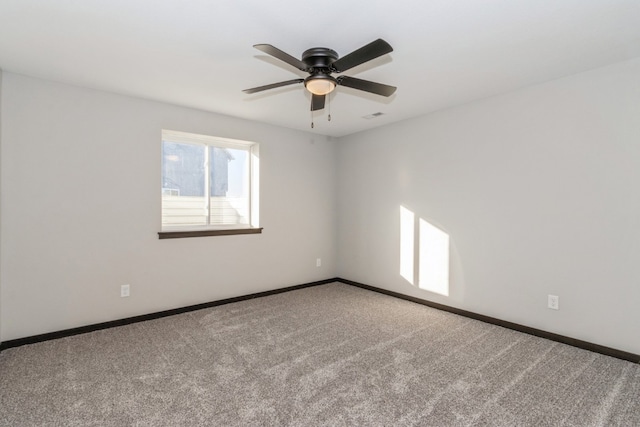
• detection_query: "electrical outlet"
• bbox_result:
[121,284,130,298]
[548,294,559,310]
[316,258,322,267]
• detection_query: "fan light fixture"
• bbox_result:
[243,39,396,128]
[305,75,336,95]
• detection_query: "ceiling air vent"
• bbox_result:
[362,112,385,119]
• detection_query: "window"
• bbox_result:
[159,130,260,238]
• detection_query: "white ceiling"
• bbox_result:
[1,0,639,137]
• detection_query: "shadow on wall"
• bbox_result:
[400,205,463,298]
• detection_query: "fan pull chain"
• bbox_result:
[311,109,314,128]
[328,94,331,122]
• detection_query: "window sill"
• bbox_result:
[158,227,263,239]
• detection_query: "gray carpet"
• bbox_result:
[1,283,638,426]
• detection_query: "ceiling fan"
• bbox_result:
[243,39,397,115]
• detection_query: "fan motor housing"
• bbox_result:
[302,48,339,69]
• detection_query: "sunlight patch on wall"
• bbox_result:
[400,206,415,285]
[399,205,450,296]
[419,219,450,296]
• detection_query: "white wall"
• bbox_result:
[0,73,337,341]
[3,58,640,356]
[337,58,640,355]
[0,68,3,342]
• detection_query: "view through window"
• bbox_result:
[161,130,258,230]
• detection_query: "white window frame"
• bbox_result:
[160,129,260,237]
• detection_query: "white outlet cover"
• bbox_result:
[121,284,130,297]
[548,294,559,310]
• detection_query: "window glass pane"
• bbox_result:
[162,141,207,226]
[161,130,256,231]
[209,146,249,225]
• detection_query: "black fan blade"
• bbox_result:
[331,39,393,73]
[336,76,397,97]
[311,94,326,111]
[253,44,308,71]
[243,79,304,94]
